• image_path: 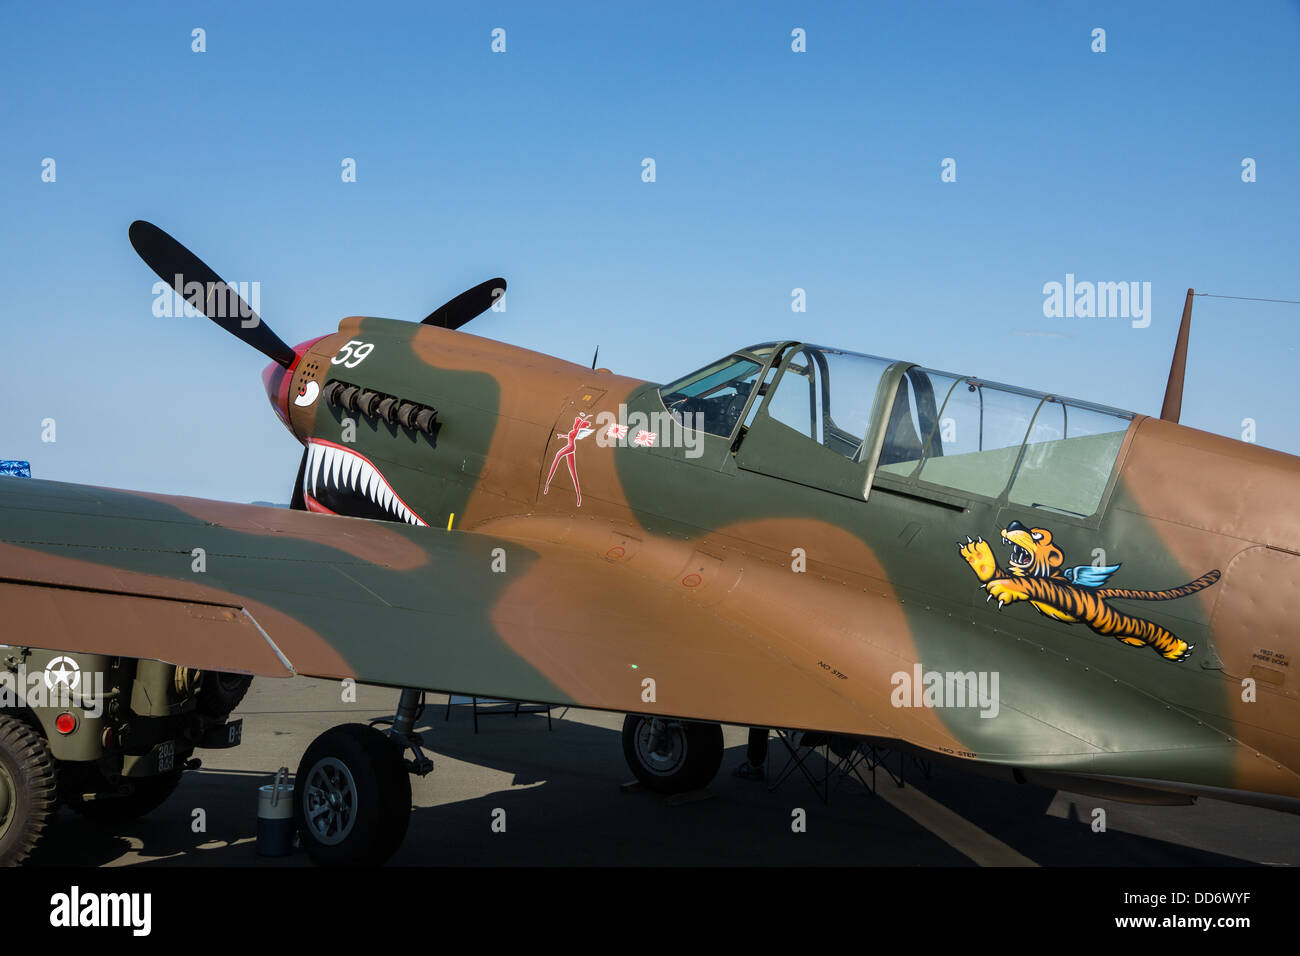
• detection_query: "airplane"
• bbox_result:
[1,221,1296,866]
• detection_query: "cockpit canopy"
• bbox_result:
[659,343,1134,518]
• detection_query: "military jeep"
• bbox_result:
[0,645,248,865]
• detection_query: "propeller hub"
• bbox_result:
[262,336,328,430]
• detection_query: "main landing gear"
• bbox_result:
[294,688,432,867]
[293,699,727,864]
[621,714,723,794]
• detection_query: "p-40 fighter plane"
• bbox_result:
[1,222,1297,865]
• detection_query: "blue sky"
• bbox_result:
[2,1,1297,502]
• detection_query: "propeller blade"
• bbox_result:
[128,220,297,367]
[289,448,308,511]
[420,277,506,330]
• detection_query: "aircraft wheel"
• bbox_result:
[622,715,723,794]
[0,714,57,866]
[294,723,411,867]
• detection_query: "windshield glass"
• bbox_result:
[660,347,776,437]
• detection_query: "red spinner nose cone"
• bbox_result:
[262,336,328,430]
[262,359,293,427]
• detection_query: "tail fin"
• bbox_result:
[1097,568,1220,602]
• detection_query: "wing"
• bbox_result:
[0,477,1264,796]
[1063,564,1121,587]
[0,476,893,736]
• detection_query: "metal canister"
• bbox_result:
[256,767,295,857]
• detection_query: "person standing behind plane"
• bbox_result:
[734,727,768,780]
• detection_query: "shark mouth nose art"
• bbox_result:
[302,439,427,526]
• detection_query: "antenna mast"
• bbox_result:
[1160,288,1194,423]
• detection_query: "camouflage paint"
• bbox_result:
[4,317,1299,809]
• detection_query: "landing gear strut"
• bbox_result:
[294,688,432,867]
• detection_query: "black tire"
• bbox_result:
[197,672,253,718]
[66,770,183,825]
[0,715,58,866]
[294,723,411,867]
[622,715,723,794]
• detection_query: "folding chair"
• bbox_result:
[767,729,835,804]
[830,740,932,796]
[444,695,552,733]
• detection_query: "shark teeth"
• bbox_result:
[303,441,427,526]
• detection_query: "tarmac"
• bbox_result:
[29,676,1300,867]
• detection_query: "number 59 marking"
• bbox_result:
[331,340,375,368]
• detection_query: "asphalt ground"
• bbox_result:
[27,676,1300,867]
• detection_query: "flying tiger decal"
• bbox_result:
[957,520,1220,662]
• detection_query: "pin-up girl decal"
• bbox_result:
[544,414,594,506]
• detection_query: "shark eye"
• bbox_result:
[1031,532,1042,541]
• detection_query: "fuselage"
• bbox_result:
[273,319,1300,809]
